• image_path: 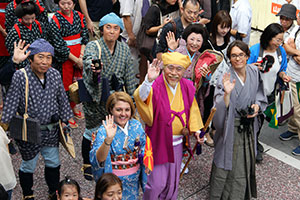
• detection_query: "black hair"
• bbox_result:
[15,0,23,4]
[182,23,208,42]
[15,1,40,19]
[260,23,284,50]
[227,40,250,59]
[51,177,82,200]
[54,0,78,5]
[94,173,122,200]
[210,10,232,46]
[0,184,8,200]
[28,55,34,61]
[182,0,200,8]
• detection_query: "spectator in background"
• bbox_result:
[198,0,211,25]
[247,23,291,162]
[138,0,180,83]
[119,0,143,61]
[276,3,297,42]
[156,0,201,60]
[0,126,16,200]
[279,13,300,156]
[229,0,252,44]
[41,0,59,13]
[78,0,113,40]
[207,0,230,32]
[94,173,122,200]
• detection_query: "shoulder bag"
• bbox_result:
[9,68,41,144]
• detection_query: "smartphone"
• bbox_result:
[92,59,101,70]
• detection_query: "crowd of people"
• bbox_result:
[0,0,299,199]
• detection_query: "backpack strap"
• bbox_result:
[276,46,282,65]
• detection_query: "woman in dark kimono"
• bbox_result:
[48,0,89,128]
[5,0,48,69]
[209,40,267,200]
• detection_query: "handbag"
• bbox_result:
[137,4,160,55]
[275,82,294,123]
[68,81,80,104]
[59,120,76,158]
[9,68,41,144]
[137,22,156,55]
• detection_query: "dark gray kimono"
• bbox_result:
[1,66,73,160]
[210,64,267,199]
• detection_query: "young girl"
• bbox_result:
[94,173,122,200]
[49,0,89,128]
[52,177,83,200]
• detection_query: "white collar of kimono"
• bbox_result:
[233,70,244,86]
[117,121,129,136]
[163,72,179,96]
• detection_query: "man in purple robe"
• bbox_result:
[134,52,204,199]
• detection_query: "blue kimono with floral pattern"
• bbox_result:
[90,119,147,200]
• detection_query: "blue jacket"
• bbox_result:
[247,43,287,73]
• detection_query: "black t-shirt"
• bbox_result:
[86,0,113,21]
[143,3,179,34]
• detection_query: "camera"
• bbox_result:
[92,59,101,71]
[92,59,101,82]
[259,55,274,73]
[237,106,254,118]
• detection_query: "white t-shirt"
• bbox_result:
[230,0,252,44]
[0,127,16,191]
[119,0,143,40]
[286,25,300,82]
[260,51,281,96]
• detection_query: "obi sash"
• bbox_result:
[111,151,140,176]
[63,33,82,47]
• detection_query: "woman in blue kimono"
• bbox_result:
[90,92,147,200]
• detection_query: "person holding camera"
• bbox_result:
[81,12,136,181]
[1,39,73,200]
[209,40,267,200]
[247,23,291,162]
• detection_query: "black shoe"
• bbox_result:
[19,170,34,198]
[257,141,264,152]
[8,141,17,155]
[82,164,93,181]
[256,151,263,163]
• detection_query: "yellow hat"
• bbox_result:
[162,52,191,69]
